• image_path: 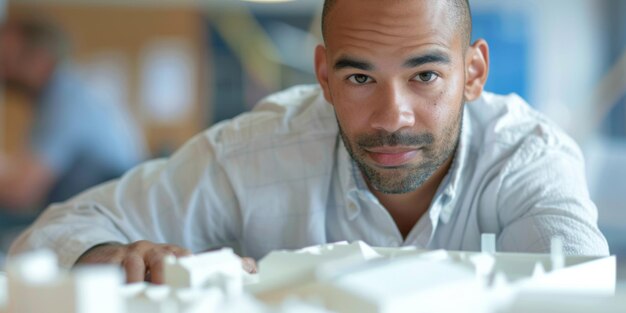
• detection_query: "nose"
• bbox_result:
[369,83,416,133]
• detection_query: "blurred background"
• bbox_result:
[0,0,624,282]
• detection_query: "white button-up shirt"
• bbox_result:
[10,85,609,268]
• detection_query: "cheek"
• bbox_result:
[419,91,451,128]
[424,87,463,138]
[334,105,365,141]
[329,82,373,133]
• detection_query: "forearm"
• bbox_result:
[9,199,131,267]
[495,139,609,256]
[498,211,609,256]
[9,159,206,267]
[9,134,242,267]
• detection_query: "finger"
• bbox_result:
[122,254,146,284]
[241,257,257,274]
[128,240,152,255]
[165,245,192,258]
[144,269,152,283]
[145,249,171,285]
[75,243,124,265]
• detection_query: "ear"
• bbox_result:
[314,44,333,104]
[463,39,489,101]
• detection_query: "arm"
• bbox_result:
[493,135,609,255]
[75,242,257,283]
[9,130,244,280]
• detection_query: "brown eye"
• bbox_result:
[348,74,372,84]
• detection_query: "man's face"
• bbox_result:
[0,28,31,92]
[0,27,26,75]
[0,28,51,96]
[317,0,468,194]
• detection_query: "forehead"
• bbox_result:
[325,0,459,57]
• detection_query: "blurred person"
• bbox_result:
[11,0,608,283]
[0,17,146,221]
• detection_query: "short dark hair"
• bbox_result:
[4,15,70,62]
[321,0,472,47]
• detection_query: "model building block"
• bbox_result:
[163,247,243,295]
[5,250,123,313]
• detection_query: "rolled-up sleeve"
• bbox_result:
[495,133,609,256]
[10,129,242,268]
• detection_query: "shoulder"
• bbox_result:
[466,92,583,168]
[40,65,87,106]
[465,94,606,255]
[201,85,339,158]
[37,66,107,127]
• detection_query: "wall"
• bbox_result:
[3,3,210,156]
[0,0,6,151]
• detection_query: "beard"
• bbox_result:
[338,106,463,194]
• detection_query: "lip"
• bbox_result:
[365,146,421,167]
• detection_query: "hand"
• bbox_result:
[75,240,258,284]
[75,240,192,284]
[241,257,258,274]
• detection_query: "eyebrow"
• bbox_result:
[333,57,373,71]
[333,51,451,71]
[403,52,451,68]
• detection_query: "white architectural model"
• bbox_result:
[4,250,123,313]
[0,237,621,313]
[163,247,243,293]
[251,238,616,313]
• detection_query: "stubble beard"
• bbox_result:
[338,106,463,194]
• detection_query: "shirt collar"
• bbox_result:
[337,137,366,220]
[438,105,472,224]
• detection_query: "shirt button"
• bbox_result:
[440,194,450,205]
[346,202,359,218]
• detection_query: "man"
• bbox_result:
[0,17,146,216]
[10,0,609,284]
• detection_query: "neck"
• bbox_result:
[367,155,454,239]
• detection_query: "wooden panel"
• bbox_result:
[0,90,33,154]
[6,3,211,155]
